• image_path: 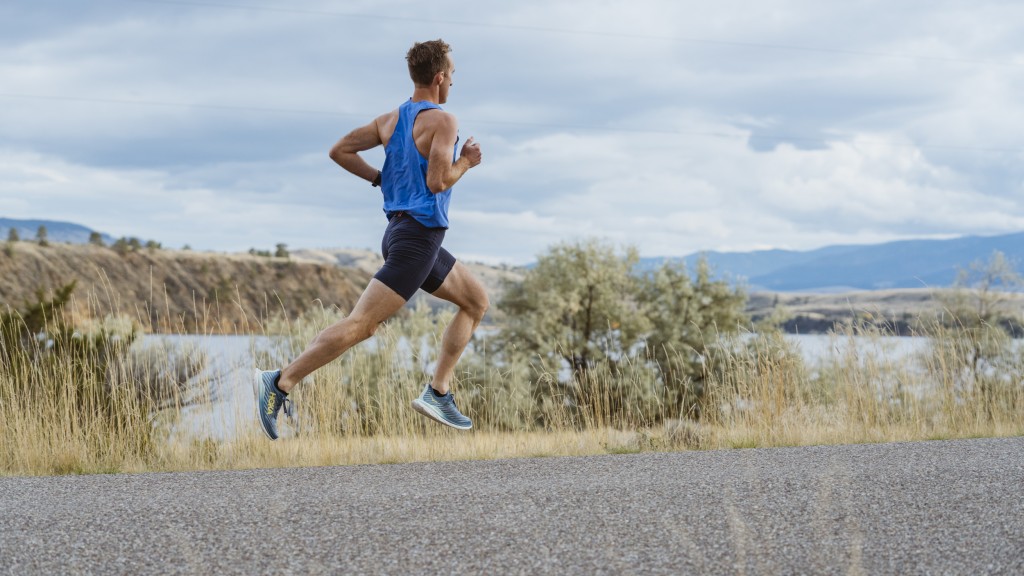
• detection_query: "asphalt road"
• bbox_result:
[2,437,1022,575]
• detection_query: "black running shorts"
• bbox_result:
[373,212,456,301]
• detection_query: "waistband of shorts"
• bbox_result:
[386,211,449,231]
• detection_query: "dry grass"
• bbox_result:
[146,429,658,473]
[0,240,369,333]
[1,290,1022,477]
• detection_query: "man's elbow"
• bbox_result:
[426,178,447,193]
[328,145,344,163]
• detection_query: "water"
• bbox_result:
[134,334,279,440]
[136,332,1013,439]
[783,333,929,363]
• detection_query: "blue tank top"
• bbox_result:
[380,99,456,228]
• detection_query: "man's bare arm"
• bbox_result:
[329,116,387,184]
[425,113,481,193]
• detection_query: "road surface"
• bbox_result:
[2,437,1022,574]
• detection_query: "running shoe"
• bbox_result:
[253,369,293,440]
[411,383,473,430]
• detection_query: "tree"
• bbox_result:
[275,243,290,259]
[931,251,1024,412]
[88,232,105,246]
[35,225,49,247]
[500,239,649,381]
[942,251,1022,329]
[112,237,130,255]
[145,240,161,251]
[7,228,19,242]
[637,258,747,417]
[1,281,77,346]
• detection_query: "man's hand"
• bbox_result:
[460,137,482,168]
[427,115,480,192]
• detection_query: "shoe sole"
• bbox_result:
[253,370,278,440]
[411,399,472,431]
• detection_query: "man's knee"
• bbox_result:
[354,316,383,341]
[464,291,489,322]
[327,314,380,344]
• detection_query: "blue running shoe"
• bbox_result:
[411,383,472,430]
[253,369,293,440]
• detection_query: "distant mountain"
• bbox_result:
[0,218,115,245]
[643,232,1024,292]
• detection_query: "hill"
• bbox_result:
[292,247,524,317]
[0,242,370,334]
[646,231,1024,292]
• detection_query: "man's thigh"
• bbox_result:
[349,278,408,324]
[430,261,488,311]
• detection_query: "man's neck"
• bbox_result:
[411,85,441,104]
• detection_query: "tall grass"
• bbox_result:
[0,289,211,476]
[701,321,1024,449]
[2,290,1021,476]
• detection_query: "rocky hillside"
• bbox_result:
[6,241,1018,337]
[747,288,1024,336]
[292,247,524,316]
[0,242,371,334]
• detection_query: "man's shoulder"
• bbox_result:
[417,108,457,130]
[376,108,400,123]
[374,109,400,142]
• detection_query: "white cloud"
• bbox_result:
[2,0,1024,263]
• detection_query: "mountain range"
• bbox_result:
[648,232,1024,292]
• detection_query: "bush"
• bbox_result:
[0,283,209,474]
[497,238,748,423]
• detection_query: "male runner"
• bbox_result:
[253,39,487,439]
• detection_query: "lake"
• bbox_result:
[136,332,1009,440]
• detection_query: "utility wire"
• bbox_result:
[121,0,1021,68]
[0,92,363,119]
[1,92,1020,155]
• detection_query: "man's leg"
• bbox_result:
[277,279,406,392]
[428,261,489,394]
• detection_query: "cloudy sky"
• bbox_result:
[3,1,1024,264]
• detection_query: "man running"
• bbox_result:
[253,39,487,439]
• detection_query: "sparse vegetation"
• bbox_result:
[0,282,208,475]
[112,237,130,255]
[0,242,369,334]
[0,239,1020,476]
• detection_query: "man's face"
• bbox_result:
[439,55,454,104]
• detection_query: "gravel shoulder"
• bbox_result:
[2,437,1023,575]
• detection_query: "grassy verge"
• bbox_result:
[1,294,1022,476]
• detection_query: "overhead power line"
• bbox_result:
[0,92,362,119]
[1,92,1020,155]
[121,0,1021,68]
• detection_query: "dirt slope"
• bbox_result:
[0,242,371,333]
